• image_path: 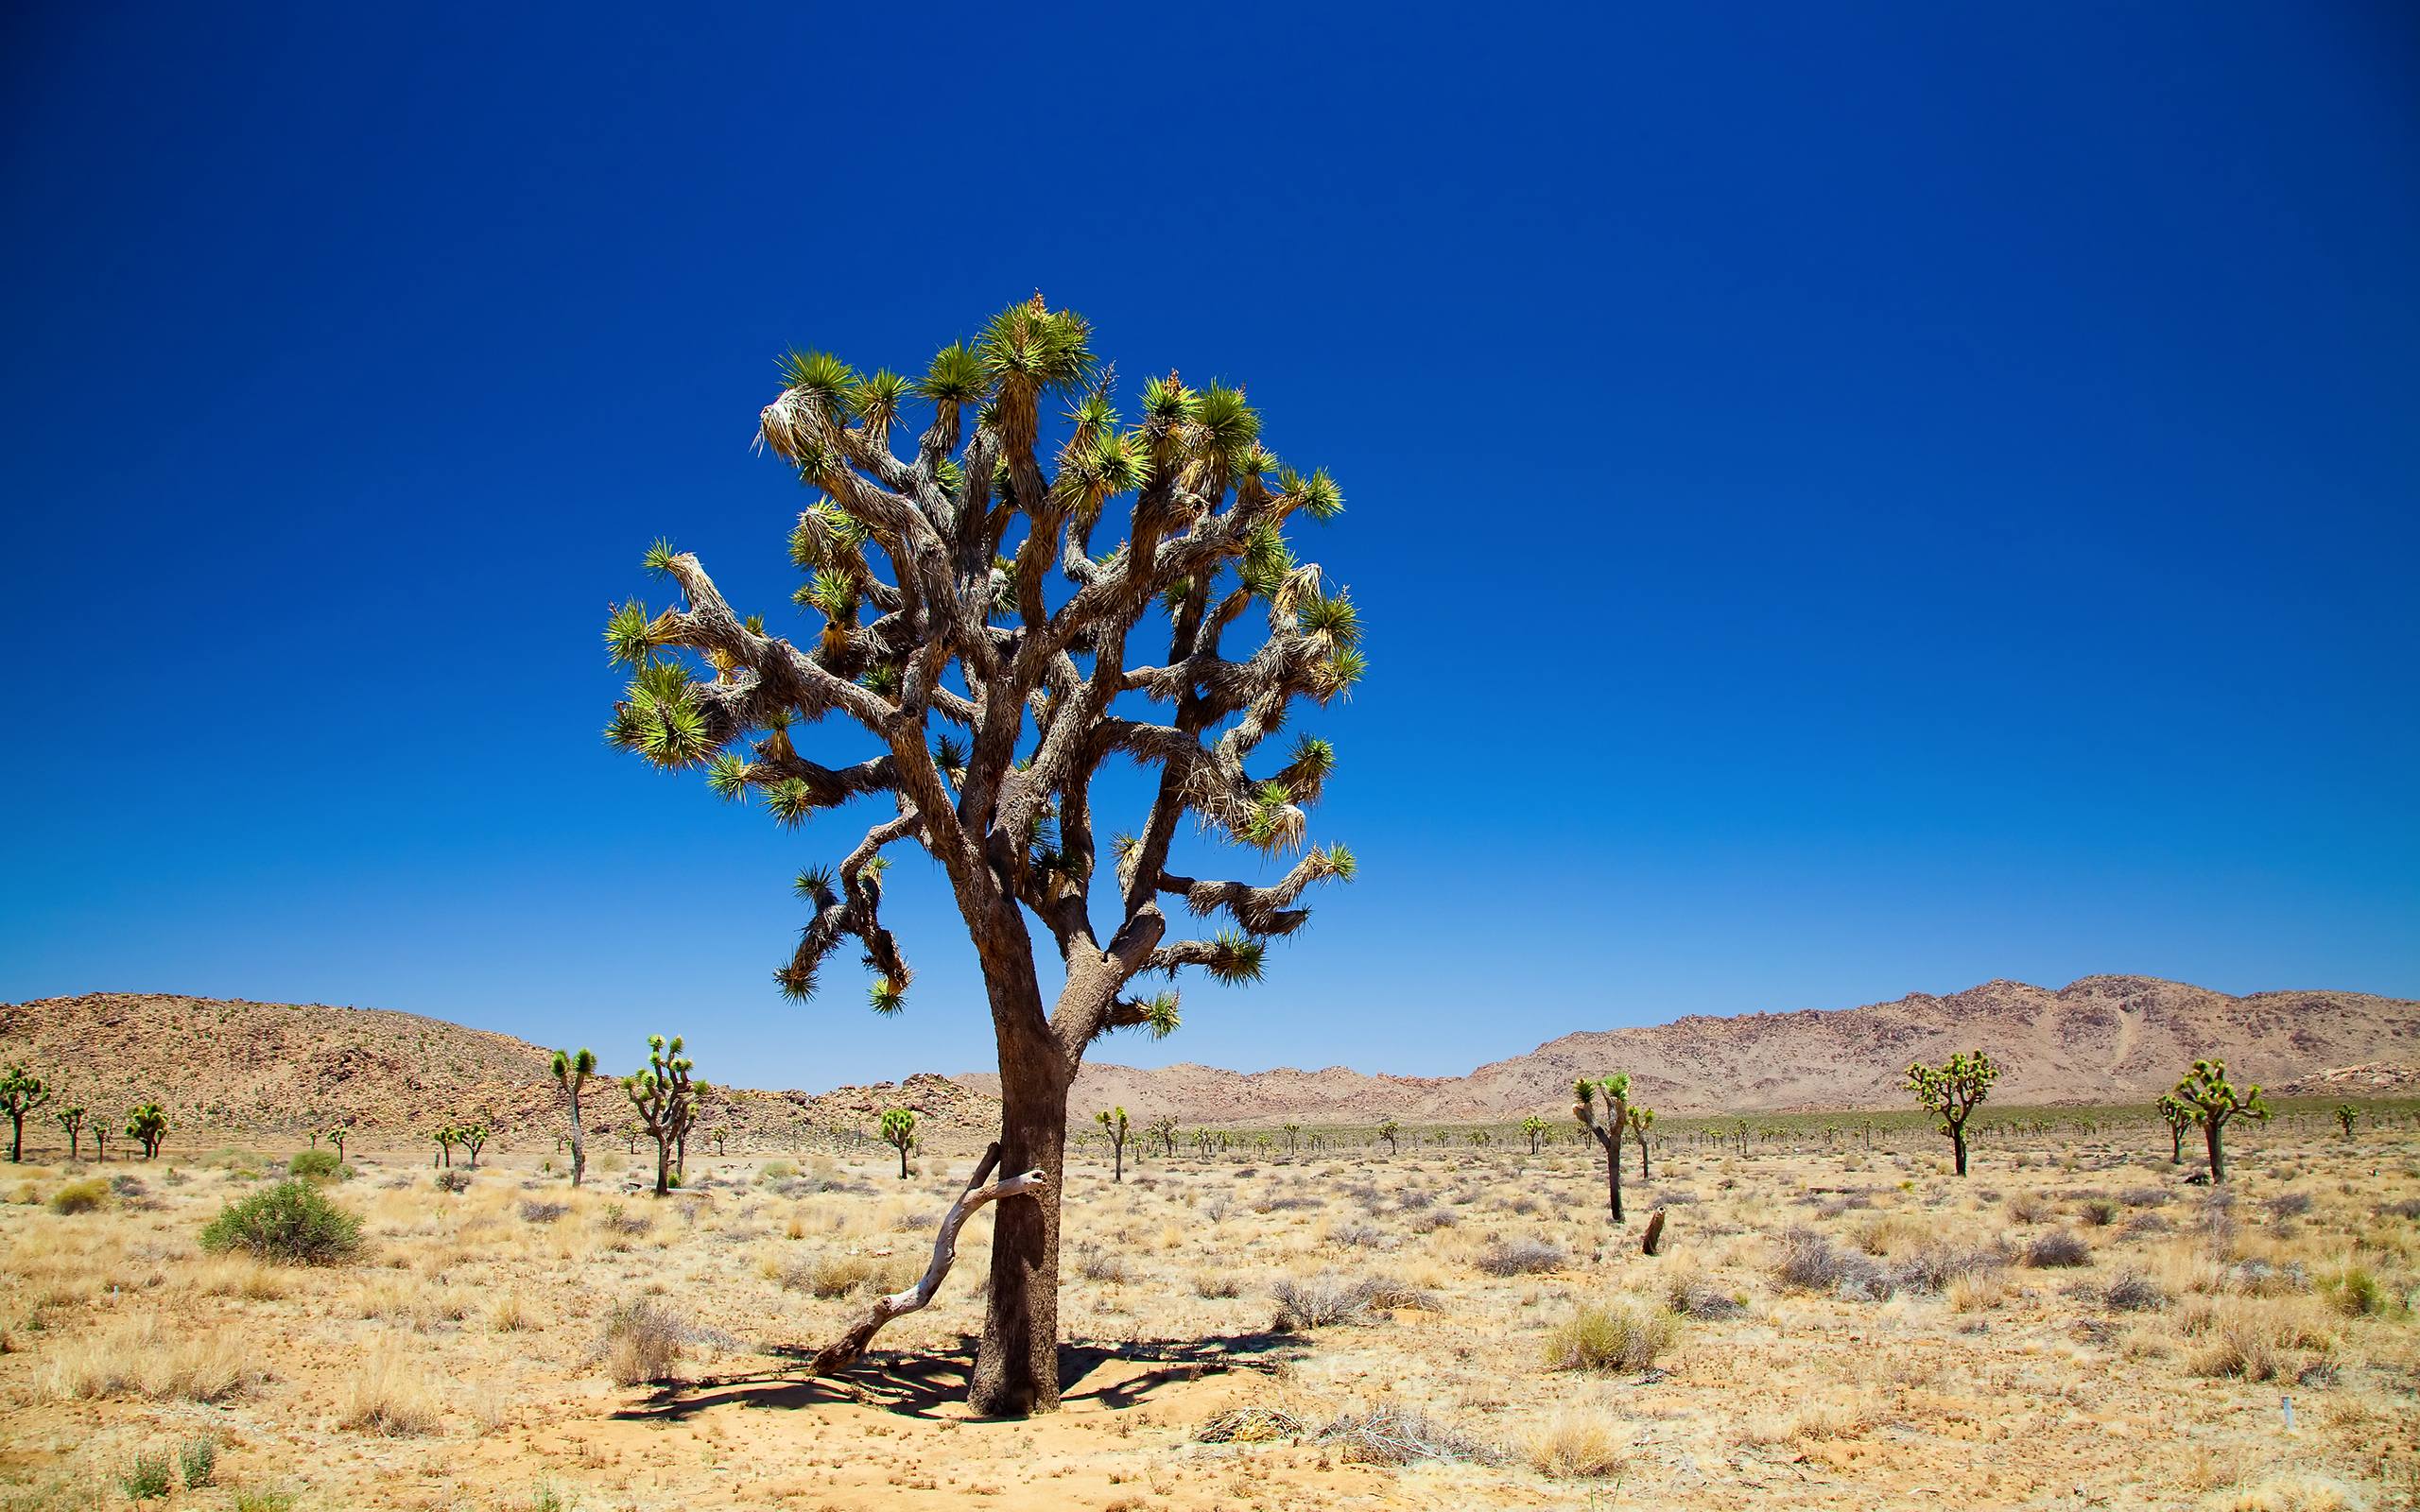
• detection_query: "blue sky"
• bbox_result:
[4,5,2414,1089]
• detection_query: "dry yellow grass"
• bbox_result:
[0,1118,2411,1509]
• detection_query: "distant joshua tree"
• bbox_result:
[1520,1115,1548,1156]
[2174,1059,2267,1183]
[552,1047,597,1188]
[56,1106,87,1162]
[1376,1118,1400,1155]
[455,1122,489,1167]
[2334,1104,2360,1139]
[2154,1093,2194,1164]
[1,1065,53,1164]
[1626,1105,1656,1179]
[432,1125,458,1167]
[126,1103,169,1160]
[1905,1050,1999,1177]
[1572,1074,1634,1222]
[623,1035,699,1197]
[325,1126,348,1163]
[1147,1115,1178,1158]
[1096,1108,1131,1182]
[879,1108,918,1178]
[1281,1123,1302,1158]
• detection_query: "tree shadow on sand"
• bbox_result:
[613,1331,1307,1423]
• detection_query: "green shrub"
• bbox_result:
[199,1178,363,1264]
[287,1149,348,1183]
[117,1452,173,1500]
[178,1437,217,1488]
[48,1177,109,1214]
[1542,1301,1677,1373]
[233,1491,298,1512]
[435,1169,472,1194]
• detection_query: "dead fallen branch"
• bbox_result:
[803,1143,1046,1377]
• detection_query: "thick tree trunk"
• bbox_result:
[2169,1125,2182,1163]
[1636,1134,1651,1181]
[1951,1126,1968,1177]
[2205,1121,2225,1183]
[8,1113,23,1163]
[969,1005,1068,1418]
[653,1134,672,1196]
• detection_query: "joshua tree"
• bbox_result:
[432,1126,458,1168]
[455,1122,489,1166]
[1,1065,53,1163]
[2174,1058,2267,1183]
[1147,1115,1178,1158]
[623,1034,698,1196]
[126,1103,168,1160]
[1096,1107,1131,1182]
[1626,1105,1656,1179]
[712,1126,728,1156]
[57,1106,86,1162]
[1281,1122,1302,1158]
[879,1108,918,1178]
[1519,1114,1548,1156]
[1572,1074,1634,1221]
[2334,1104,2360,1139]
[326,1126,348,1162]
[1376,1118,1400,1155]
[1905,1049,1999,1177]
[91,1121,109,1162]
[600,299,1362,1415]
[2154,1093,2193,1163]
[552,1047,597,1188]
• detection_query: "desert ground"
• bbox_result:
[0,1112,2412,1512]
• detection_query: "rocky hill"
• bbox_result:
[0,993,997,1153]
[957,976,2420,1124]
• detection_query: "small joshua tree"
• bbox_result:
[326,1126,348,1163]
[1096,1108,1131,1182]
[2174,1058,2267,1183]
[126,1103,168,1160]
[1573,1074,1634,1222]
[2154,1092,2193,1164]
[432,1126,457,1168]
[879,1108,918,1178]
[623,1035,698,1197]
[91,1120,108,1162]
[1281,1123,1302,1158]
[1376,1118,1400,1155]
[1905,1049,1998,1177]
[1147,1115,1178,1158]
[1,1065,53,1163]
[455,1122,489,1167]
[552,1047,597,1188]
[2334,1104,2360,1139]
[1520,1115,1547,1156]
[1626,1104,1656,1179]
[57,1106,87,1162]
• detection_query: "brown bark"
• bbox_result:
[969,995,1069,1417]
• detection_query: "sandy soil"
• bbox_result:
[0,1119,2411,1511]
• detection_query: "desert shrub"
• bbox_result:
[48,1178,108,1215]
[2379,1197,2420,1221]
[1316,1403,1495,1466]
[783,1250,906,1299]
[1775,1226,1892,1298]
[341,1350,442,1434]
[2321,1264,2382,1317]
[2119,1186,2169,1208]
[111,1175,147,1198]
[757,1160,797,1182]
[1272,1273,1386,1329]
[1891,1242,2008,1294]
[1192,1270,1242,1299]
[286,1151,346,1185]
[1475,1238,1565,1277]
[116,1453,173,1501]
[1409,1209,1456,1232]
[1074,1246,1129,1283]
[2078,1197,2120,1227]
[2185,1300,2337,1382]
[233,1492,298,1512]
[518,1199,569,1224]
[2122,1211,2172,1238]
[2003,1192,2052,1225]
[434,1170,472,1194]
[2021,1229,2092,1268]
[1665,1273,1744,1319]
[1330,1221,1388,1249]
[199,1179,363,1265]
[600,1298,688,1384]
[176,1437,216,1489]
[596,1202,651,1236]
[2224,1259,2310,1297]
[1527,1408,1628,1479]
[1542,1301,1676,1373]
[2106,1272,2169,1311]
[2267,1192,2313,1220]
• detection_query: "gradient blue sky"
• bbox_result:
[5,5,2415,1089]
